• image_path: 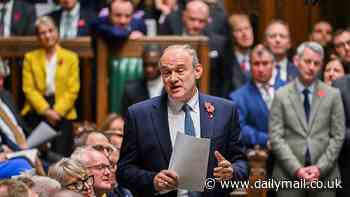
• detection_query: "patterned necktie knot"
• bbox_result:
[182,103,195,137]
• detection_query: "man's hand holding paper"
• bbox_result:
[153,169,178,192]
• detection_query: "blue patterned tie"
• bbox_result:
[182,104,200,197]
[182,104,195,137]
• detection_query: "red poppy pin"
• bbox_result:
[204,102,215,119]
[317,90,326,97]
[78,19,85,27]
[14,12,21,22]
[58,59,63,66]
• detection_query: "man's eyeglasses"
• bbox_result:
[65,175,94,192]
[86,163,116,172]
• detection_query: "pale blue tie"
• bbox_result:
[182,104,195,137]
[182,104,201,197]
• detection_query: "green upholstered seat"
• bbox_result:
[109,57,143,113]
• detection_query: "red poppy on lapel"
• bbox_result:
[78,19,85,27]
[58,59,63,66]
[204,102,215,119]
[317,90,326,97]
[14,11,21,22]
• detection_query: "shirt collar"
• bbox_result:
[235,49,250,63]
[168,88,199,113]
[62,2,80,17]
[296,77,315,94]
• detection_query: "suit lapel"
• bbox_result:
[151,95,172,163]
[288,81,308,134]
[199,94,214,139]
[250,82,268,115]
[308,81,324,131]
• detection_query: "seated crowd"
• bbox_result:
[0,0,350,197]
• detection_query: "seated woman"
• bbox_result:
[48,158,94,197]
[323,58,347,85]
[21,16,80,157]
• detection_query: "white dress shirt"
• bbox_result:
[0,0,14,37]
[235,50,250,72]
[276,57,288,81]
[255,70,277,109]
[167,89,200,197]
[45,54,57,96]
[296,78,315,105]
[60,2,80,38]
[147,76,163,98]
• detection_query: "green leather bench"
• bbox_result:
[109,58,143,113]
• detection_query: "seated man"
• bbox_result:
[0,60,33,179]
[121,44,163,116]
[229,44,286,149]
[90,0,146,43]
[48,0,96,38]
[71,146,133,197]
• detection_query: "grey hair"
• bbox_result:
[70,146,103,167]
[161,44,199,68]
[296,41,324,60]
[31,176,61,197]
[48,158,87,187]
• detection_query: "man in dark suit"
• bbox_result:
[117,44,248,197]
[229,44,286,149]
[223,13,255,96]
[121,44,163,116]
[158,0,232,97]
[0,60,34,179]
[48,0,96,38]
[264,20,299,82]
[333,75,350,197]
[159,0,230,40]
[0,0,36,36]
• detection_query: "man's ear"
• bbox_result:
[293,55,299,66]
[194,64,203,79]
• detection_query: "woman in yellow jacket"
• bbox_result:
[21,16,80,157]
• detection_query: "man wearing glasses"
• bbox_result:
[333,29,350,70]
[71,146,132,197]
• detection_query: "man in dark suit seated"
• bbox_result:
[224,12,255,95]
[159,0,231,41]
[48,0,96,38]
[90,0,146,43]
[333,75,350,197]
[117,44,248,197]
[158,0,232,97]
[264,20,299,82]
[0,60,34,179]
[121,44,163,116]
[229,44,286,149]
[0,0,36,36]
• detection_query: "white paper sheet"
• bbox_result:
[169,132,210,192]
[6,149,38,164]
[27,122,58,148]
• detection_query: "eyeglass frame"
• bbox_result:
[64,175,94,192]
